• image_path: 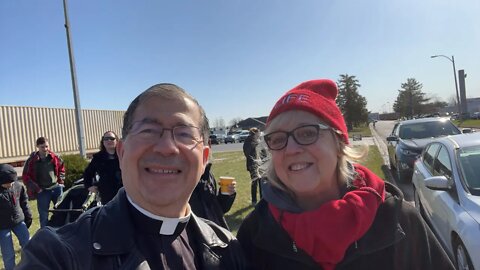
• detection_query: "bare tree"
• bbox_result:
[229,117,243,128]
[212,117,226,130]
[447,95,458,107]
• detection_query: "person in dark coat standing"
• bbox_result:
[189,162,236,230]
[0,164,32,270]
[237,79,455,270]
[243,127,262,205]
[83,131,122,205]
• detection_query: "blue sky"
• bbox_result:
[1,0,479,126]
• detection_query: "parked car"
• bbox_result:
[225,131,241,143]
[471,111,480,120]
[387,117,462,182]
[238,130,250,143]
[412,132,480,270]
[209,134,224,144]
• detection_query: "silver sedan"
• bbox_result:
[412,132,480,270]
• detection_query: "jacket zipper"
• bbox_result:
[292,241,298,253]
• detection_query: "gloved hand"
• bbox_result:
[25,218,32,229]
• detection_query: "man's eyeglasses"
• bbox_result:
[264,124,339,151]
[129,121,203,148]
[102,137,116,141]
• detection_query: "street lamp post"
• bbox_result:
[430,55,461,119]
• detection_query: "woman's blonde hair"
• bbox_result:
[261,111,367,196]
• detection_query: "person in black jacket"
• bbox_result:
[189,162,236,229]
[0,164,32,270]
[18,83,245,269]
[83,131,122,205]
[237,79,454,270]
[243,127,262,205]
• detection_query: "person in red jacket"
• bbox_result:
[237,79,455,270]
[22,137,65,228]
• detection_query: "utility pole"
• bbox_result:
[62,0,86,158]
[458,69,468,115]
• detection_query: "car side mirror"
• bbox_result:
[462,128,473,134]
[424,176,452,191]
[386,136,398,142]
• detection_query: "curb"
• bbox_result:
[369,123,397,185]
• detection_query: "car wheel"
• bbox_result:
[454,239,474,270]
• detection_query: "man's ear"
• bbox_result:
[202,145,210,165]
[116,139,124,164]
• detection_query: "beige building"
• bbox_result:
[0,105,124,164]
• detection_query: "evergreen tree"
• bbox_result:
[393,78,430,118]
[336,74,369,130]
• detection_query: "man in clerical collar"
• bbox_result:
[17,84,246,270]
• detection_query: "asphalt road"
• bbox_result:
[210,142,243,153]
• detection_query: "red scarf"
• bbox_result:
[269,164,385,270]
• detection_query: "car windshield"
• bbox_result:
[399,120,461,139]
[458,146,480,196]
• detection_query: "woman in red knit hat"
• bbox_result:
[237,79,454,270]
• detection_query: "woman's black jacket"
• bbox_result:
[83,151,122,204]
[237,182,455,270]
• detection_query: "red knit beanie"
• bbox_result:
[267,79,349,144]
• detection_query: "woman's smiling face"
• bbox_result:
[270,110,340,202]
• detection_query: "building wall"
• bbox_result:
[467,98,480,113]
[0,106,124,163]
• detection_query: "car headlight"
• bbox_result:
[401,149,419,156]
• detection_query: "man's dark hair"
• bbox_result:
[36,137,48,146]
[122,83,210,143]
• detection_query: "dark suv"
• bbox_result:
[387,117,462,182]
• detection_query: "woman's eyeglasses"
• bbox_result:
[102,137,116,141]
[264,124,339,151]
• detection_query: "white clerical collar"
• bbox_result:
[127,195,191,235]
